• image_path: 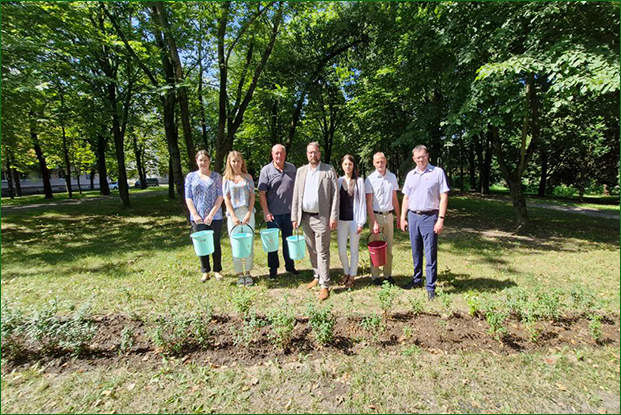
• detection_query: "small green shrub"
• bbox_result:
[504,287,529,320]
[377,280,400,316]
[306,301,336,346]
[267,299,296,350]
[589,314,603,343]
[523,314,541,343]
[26,298,96,357]
[119,327,135,355]
[570,288,598,312]
[484,304,508,341]
[534,290,562,321]
[232,288,256,320]
[151,306,212,355]
[359,313,385,342]
[438,290,452,310]
[464,292,485,317]
[232,311,265,347]
[408,295,424,316]
[1,302,27,360]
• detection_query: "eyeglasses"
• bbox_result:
[414,155,428,161]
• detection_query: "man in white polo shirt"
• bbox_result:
[400,144,449,300]
[365,152,401,286]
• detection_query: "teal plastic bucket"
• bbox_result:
[260,228,280,253]
[230,224,254,259]
[286,229,306,260]
[190,230,214,256]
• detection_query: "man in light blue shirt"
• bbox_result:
[400,145,449,300]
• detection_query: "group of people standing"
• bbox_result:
[184,141,449,301]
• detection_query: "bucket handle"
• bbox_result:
[291,225,303,241]
[366,231,386,245]
[231,223,254,235]
[259,219,281,232]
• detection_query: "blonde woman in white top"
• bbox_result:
[337,154,367,288]
[223,151,256,286]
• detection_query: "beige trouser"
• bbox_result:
[301,212,331,288]
[370,212,393,278]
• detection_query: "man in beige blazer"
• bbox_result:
[291,142,339,300]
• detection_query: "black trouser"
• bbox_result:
[267,213,295,272]
[191,220,223,273]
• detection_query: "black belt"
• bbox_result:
[409,209,438,215]
[303,211,319,216]
[373,210,394,215]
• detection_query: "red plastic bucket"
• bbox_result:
[367,233,387,267]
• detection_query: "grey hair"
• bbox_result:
[412,145,429,155]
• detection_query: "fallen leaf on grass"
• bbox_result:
[471,401,481,408]
[598,407,607,414]
[126,383,136,391]
[544,356,557,365]
[369,404,376,411]
[556,383,567,391]
[251,378,259,385]
[101,390,113,397]
[285,399,292,409]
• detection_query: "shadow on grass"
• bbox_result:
[1,192,190,278]
[440,272,517,294]
[2,192,618,286]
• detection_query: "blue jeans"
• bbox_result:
[408,210,438,293]
[267,213,295,272]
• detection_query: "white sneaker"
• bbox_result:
[237,277,246,286]
[244,276,254,286]
[214,272,224,280]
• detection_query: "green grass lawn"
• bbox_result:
[1,190,619,413]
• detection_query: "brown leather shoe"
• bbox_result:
[345,276,355,289]
[318,288,330,301]
[307,279,319,289]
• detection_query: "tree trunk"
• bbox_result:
[468,142,476,191]
[506,175,529,229]
[133,134,147,189]
[153,2,196,171]
[215,2,231,171]
[163,88,187,217]
[270,95,278,145]
[215,2,282,171]
[108,83,130,207]
[6,155,14,199]
[168,156,175,200]
[76,169,83,194]
[538,147,548,196]
[90,169,95,191]
[481,131,492,194]
[11,168,22,197]
[197,28,208,151]
[31,121,53,199]
[491,125,529,231]
[97,134,110,195]
[61,124,73,198]
[459,133,465,191]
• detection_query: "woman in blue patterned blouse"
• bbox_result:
[185,150,224,282]
[223,151,256,286]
